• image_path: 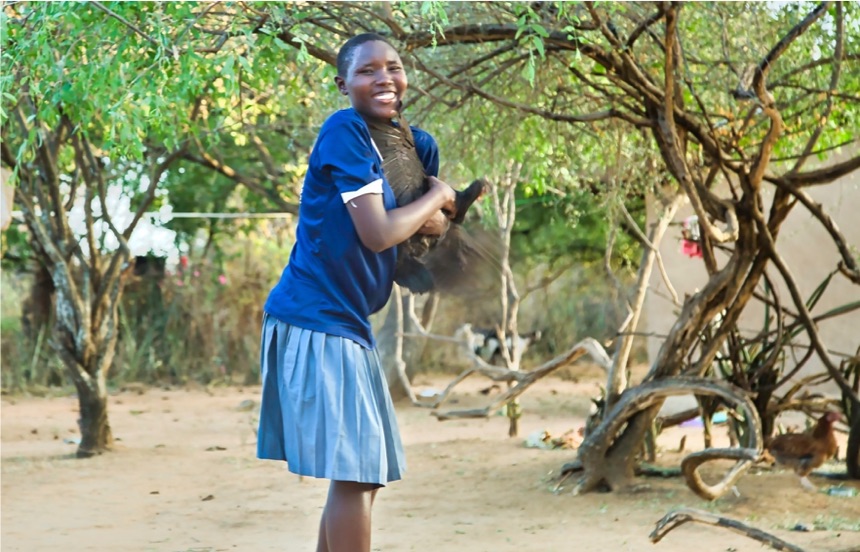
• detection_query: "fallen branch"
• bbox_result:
[650,508,807,552]
[432,338,610,420]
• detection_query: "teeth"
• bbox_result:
[375,93,395,101]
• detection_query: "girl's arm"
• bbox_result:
[347,176,456,253]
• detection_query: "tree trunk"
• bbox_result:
[570,378,762,497]
[49,263,125,457]
[378,291,431,400]
[73,372,114,457]
[848,411,860,479]
[21,262,54,340]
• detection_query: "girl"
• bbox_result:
[257,33,456,552]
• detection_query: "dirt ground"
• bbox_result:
[2,373,859,552]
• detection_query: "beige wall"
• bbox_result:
[645,147,860,397]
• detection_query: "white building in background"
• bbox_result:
[1,167,13,231]
[0,165,181,265]
[646,146,860,403]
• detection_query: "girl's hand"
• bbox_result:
[417,209,450,236]
[427,176,457,219]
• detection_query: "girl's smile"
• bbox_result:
[336,40,407,123]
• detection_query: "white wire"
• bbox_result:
[10,211,294,220]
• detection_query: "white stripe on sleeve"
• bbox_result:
[341,179,384,204]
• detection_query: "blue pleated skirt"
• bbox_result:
[256,314,406,485]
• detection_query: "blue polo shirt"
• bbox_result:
[264,108,439,349]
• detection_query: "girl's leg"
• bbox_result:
[316,480,379,552]
[316,513,328,552]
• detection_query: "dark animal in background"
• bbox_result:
[764,411,842,491]
[363,110,498,295]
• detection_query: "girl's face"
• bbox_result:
[336,41,407,123]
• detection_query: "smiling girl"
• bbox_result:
[256,33,457,552]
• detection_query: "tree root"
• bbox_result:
[571,377,763,498]
[681,447,763,500]
[650,508,807,552]
[637,463,682,478]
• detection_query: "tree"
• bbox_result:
[265,1,860,493]
[0,2,329,456]
[6,2,857,490]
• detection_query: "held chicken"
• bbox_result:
[363,109,500,295]
[765,411,842,491]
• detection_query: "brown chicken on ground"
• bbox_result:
[765,411,842,491]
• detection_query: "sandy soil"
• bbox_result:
[2,374,859,552]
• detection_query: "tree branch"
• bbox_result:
[275,28,336,66]
[769,180,860,284]
[91,1,161,48]
[123,148,185,240]
[751,198,860,408]
[182,149,299,214]
[768,154,860,187]
[650,509,806,552]
[789,2,843,175]
[753,2,832,89]
[739,3,830,185]
[625,8,662,49]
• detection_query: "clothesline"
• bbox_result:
[148,212,295,219]
[10,211,295,220]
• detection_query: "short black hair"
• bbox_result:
[336,33,395,77]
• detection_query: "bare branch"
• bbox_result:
[174,1,224,44]
[607,193,684,409]
[768,153,860,187]
[433,338,611,421]
[391,286,420,405]
[13,103,58,241]
[650,509,806,552]
[662,2,678,132]
[682,446,763,501]
[353,2,407,39]
[573,377,762,497]
[751,198,860,408]
[625,9,662,49]
[770,181,860,284]
[585,2,623,49]
[753,2,832,88]
[465,83,651,126]
[622,196,681,306]
[744,3,831,185]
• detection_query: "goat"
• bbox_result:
[458,324,542,366]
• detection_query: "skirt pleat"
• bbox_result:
[256,315,406,485]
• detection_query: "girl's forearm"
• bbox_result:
[348,188,448,252]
